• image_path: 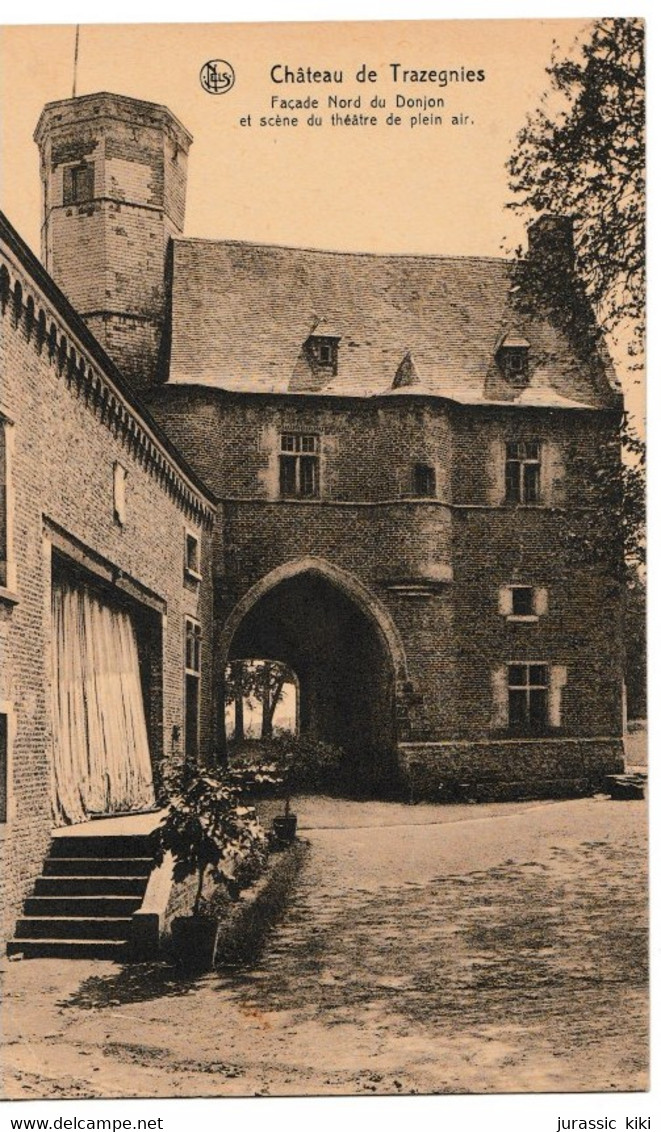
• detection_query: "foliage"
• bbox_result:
[624,563,646,719]
[225,659,291,740]
[229,735,345,814]
[507,18,645,574]
[507,17,644,360]
[150,767,268,917]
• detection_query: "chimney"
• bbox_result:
[527,215,575,274]
[34,92,193,392]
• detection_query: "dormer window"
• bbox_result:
[496,332,530,386]
[305,334,339,376]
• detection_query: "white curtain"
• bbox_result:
[51,578,155,825]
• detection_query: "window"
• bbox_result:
[113,463,127,525]
[508,663,548,730]
[184,530,201,580]
[413,463,436,498]
[0,418,15,593]
[511,586,533,617]
[505,441,541,504]
[280,433,320,498]
[305,335,339,374]
[63,163,95,206]
[500,348,529,383]
[184,619,202,761]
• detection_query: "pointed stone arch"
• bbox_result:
[219,556,408,681]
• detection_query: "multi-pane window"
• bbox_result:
[279,433,320,498]
[508,663,548,730]
[63,163,94,206]
[184,619,202,761]
[505,441,541,504]
[413,463,436,498]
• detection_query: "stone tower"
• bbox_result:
[34,92,192,390]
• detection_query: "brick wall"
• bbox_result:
[0,250,214,942]
[147,384,625,795]
[36,94,190,388]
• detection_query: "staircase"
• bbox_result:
[7,830,156,960]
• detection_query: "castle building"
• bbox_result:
[0,91,625,947]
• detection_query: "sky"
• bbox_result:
[1,18,590,259]
[0,16,644,424]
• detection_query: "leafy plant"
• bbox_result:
[150,768,268,917]
[231,735,345,815]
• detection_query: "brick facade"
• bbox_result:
[0,219,215,941]
[0,88,627,939]
[145,385,625,797]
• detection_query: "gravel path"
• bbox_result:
[1,796,648,1099]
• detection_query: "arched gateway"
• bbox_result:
[219,558,408,796]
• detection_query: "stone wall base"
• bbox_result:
[398,738,625,802]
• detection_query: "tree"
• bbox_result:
[225,659,290,742]
[507,18,644,361]
[507,17,645,573]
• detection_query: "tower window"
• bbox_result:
[279,433,320,499]
[413,464,436,498]
[63,162,95,206]
[505,441,541,504]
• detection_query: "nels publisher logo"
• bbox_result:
[200,59,236,95]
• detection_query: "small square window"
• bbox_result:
[184,530,201,580]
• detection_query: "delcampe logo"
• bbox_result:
[200,59,236,94]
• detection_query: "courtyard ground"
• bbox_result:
[1,794,648,1099]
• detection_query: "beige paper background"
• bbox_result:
[0,19,643,425]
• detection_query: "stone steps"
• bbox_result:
[7,830,155,959]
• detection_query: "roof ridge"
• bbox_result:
[173,236,511,265]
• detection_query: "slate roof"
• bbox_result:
[165,238,620,410]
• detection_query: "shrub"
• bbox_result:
[229,735,345,811]
[150,768,268,916]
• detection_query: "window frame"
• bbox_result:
[279,432,321,500]
[184,528,202,582]
[505,440,542,505]
[0,414,16,597]
[184,617,202,762]
[306,335,339,374]
[507,661,549,732]
[412,463,437,499]
[63,162,95,206]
